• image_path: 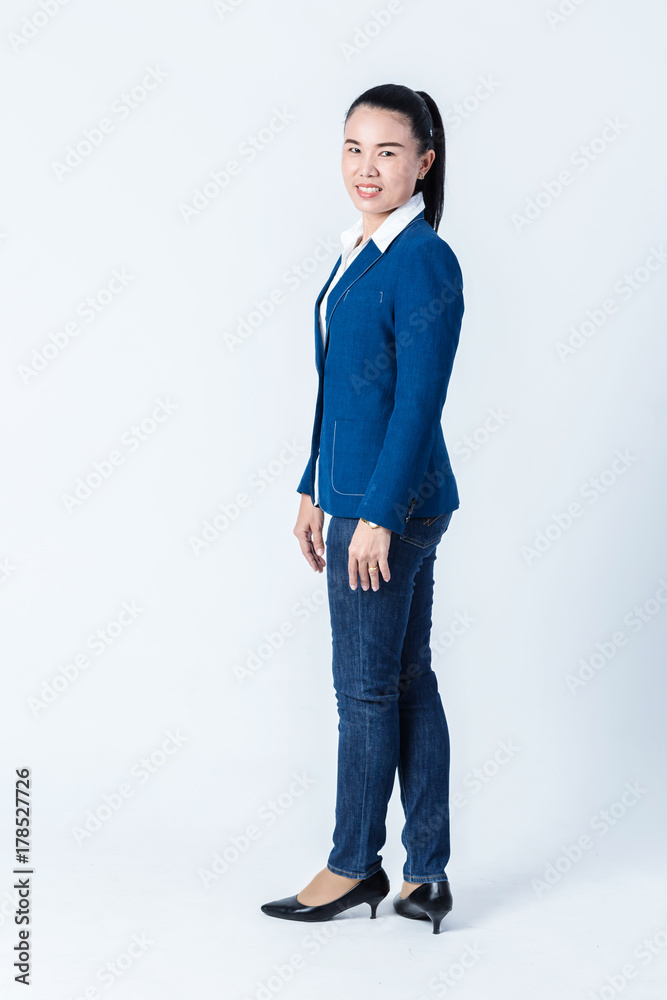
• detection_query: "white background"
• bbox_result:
[1,0,666,997]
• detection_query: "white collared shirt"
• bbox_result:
[313,191,425,506]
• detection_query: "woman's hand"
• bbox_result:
[348,521,391,592]
[294,493,326,572]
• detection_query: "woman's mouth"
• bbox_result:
[356,185,382,198]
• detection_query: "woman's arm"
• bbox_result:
[355,239,464,534]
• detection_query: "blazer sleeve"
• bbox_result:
[355,239,464,534]
[296,453,312,495]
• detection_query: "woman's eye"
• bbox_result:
[345,147,394,156]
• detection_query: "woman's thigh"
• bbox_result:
[325,515,452,698]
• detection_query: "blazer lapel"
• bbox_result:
[314,254,341,376]
[314,240,383,373]
[312,211,425,373]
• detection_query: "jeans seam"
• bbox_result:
[401,535,442,550]
[355,578,371,875]
[327,861,380,879]
[397,752,411,880]
[401,874,449,883]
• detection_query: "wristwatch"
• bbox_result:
[360,518,381,528]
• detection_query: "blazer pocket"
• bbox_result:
[342,287,384,305]
[331,417,386,496]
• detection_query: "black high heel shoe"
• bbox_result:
[261,867,390,922]
[393,879,453,934]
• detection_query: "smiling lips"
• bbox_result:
[356,184,382,198]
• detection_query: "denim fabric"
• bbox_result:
[325,511,454,883]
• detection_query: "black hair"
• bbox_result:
[343,83,445,231]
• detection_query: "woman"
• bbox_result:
[261,84,464,934]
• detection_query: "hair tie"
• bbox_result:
[421,101,433,138]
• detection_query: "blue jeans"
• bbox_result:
[325,511,454,884]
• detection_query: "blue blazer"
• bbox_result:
[296,207,464,536]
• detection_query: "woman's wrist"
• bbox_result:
[360,517,383,529]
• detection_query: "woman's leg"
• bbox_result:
[396,539,451,886]
[325,515,438,880]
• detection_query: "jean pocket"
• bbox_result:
[399,511,454,549]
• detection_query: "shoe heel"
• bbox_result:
[421,900,451,934]
[393,878,452,933]
[417,888,452,934]
[368,895,386,919]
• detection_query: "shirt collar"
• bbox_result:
[340,191,425,256]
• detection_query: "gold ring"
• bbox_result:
[369,565,378,571]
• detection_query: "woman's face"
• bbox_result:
[341,105,434,216]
